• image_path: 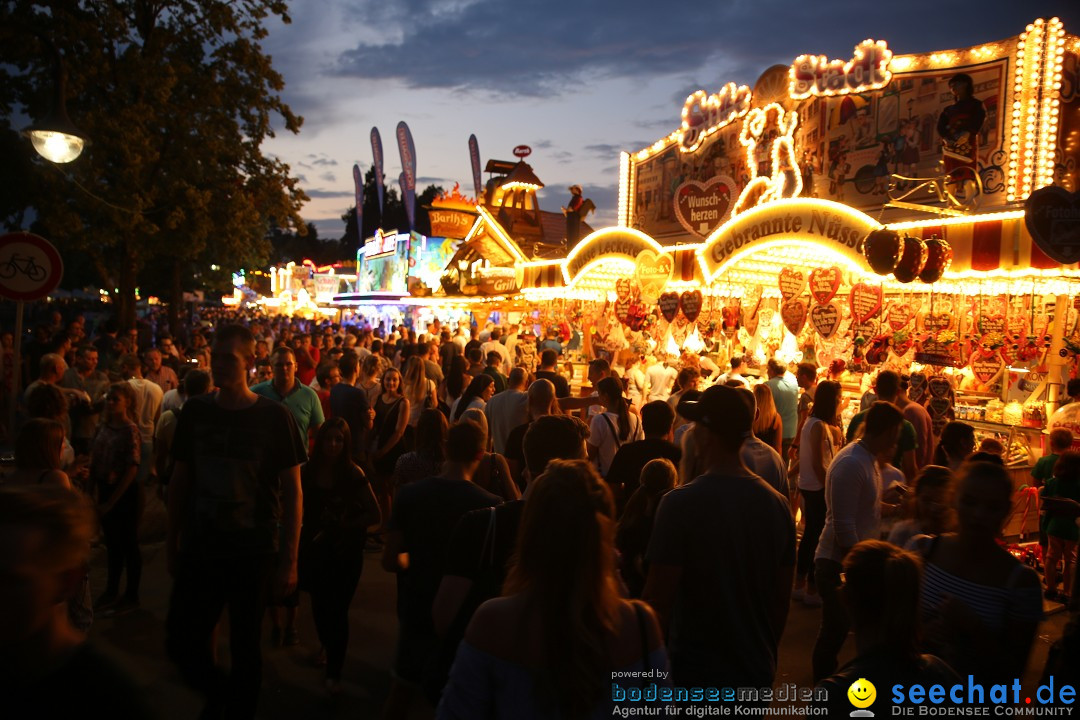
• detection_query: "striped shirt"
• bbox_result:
[920,557,1043,630]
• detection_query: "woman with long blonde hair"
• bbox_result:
[403,355,437,428]
[438,459,667,718]
[752,383,783,455]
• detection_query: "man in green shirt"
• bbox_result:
[250,346,324,448]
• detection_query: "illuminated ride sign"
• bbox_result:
[363,230,406,258]
[679,82,753,152]
[789,39,893,99]
[698,199,879,280]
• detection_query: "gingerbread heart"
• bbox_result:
[851,319,878,340]
[779,268,806,301]
[614,298,631,325]
[635,250,673,304]
[616,278,632,302]
[979,315,1006,335]
[680,290,703,323]
[810,302,842,339]
[888,303,914,332]
[809,266,842,305]
[658,292,680,323]
[923,313,952,332]
[850,283,883,323]
[971,353,1004,384]
[928,395,953,417]
[909,372,928,404]
[928,375,953,399]
[743,309,759,337]
[781,298,808,335]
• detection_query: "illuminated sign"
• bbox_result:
[732,104,803,216]
[564,228,663,283]
[363,230,405,258]
[429,210,477,239]
[789,39,893,99]
[699,199,878,279]
[679,83,753,152]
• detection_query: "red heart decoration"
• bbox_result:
[971,352,1004,384]
[627,302,647,331]
[809,266,842,304]
[850,283,883,323]
[658,292,680,322]
[893,235,927,283]
[778,268,806,301]
[679,290,703,323]
[673,176,735,238]
[781,298,808,335]
[614,298,631,325]
[919,236,952,284]
[888,303,914,332]
[1025,186,1080,264]
[810,302,842,339]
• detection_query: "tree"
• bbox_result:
[0,1,307,330]
[338,168,442,260]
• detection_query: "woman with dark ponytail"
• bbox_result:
[587,376,642,478]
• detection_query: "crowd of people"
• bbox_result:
[2,304,1080,718]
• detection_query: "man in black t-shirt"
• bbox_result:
[329,350,373,464]
[605,400,682,511]
[428,414,590,703]
[165,325,305,720]
[645,385,795,690]
[534,348,571,398]
[381,421,501,717]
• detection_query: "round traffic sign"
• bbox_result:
[0,232,64,301]
[513,145,532,158]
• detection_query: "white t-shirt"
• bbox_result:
[450,395,485,422]
[797,416,834,491]
[626,366,647,407]
[589,411,643,476]
[480,340,511,374]
[485,389,528,455]
[646,364,678,402]
[815,440,881,563]
[128,377,164,444]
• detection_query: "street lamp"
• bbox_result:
[21,34,86,163]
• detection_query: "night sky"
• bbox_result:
[261,0,1080,239]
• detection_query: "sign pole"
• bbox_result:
[8,300,22,446]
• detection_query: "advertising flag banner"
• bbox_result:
[468,134,482,199]
[371,127,385,214]
[352,163,364,233]
[397,121,417,230]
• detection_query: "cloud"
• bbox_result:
[327,0,1077,96]
[583,142,648,159]
[310,155,339,167]
[305,189,353,199]
[320,171,337,183]
[417,176,450,185]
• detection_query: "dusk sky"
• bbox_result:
[261,0,1080,241]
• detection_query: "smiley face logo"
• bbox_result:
[848,678,877,710]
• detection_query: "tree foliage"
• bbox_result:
[0,1,307,328]
[338,167,443,259]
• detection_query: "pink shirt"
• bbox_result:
[903,402,934,468]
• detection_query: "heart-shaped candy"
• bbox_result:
[850,283,883,323]
[679,290,703,323]
[658,292,680,322]
[809,266,842,304]
[779,268,807,301]
[781,298,808,335]
[810,302,842,339]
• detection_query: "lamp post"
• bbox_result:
[21,32,86,163]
